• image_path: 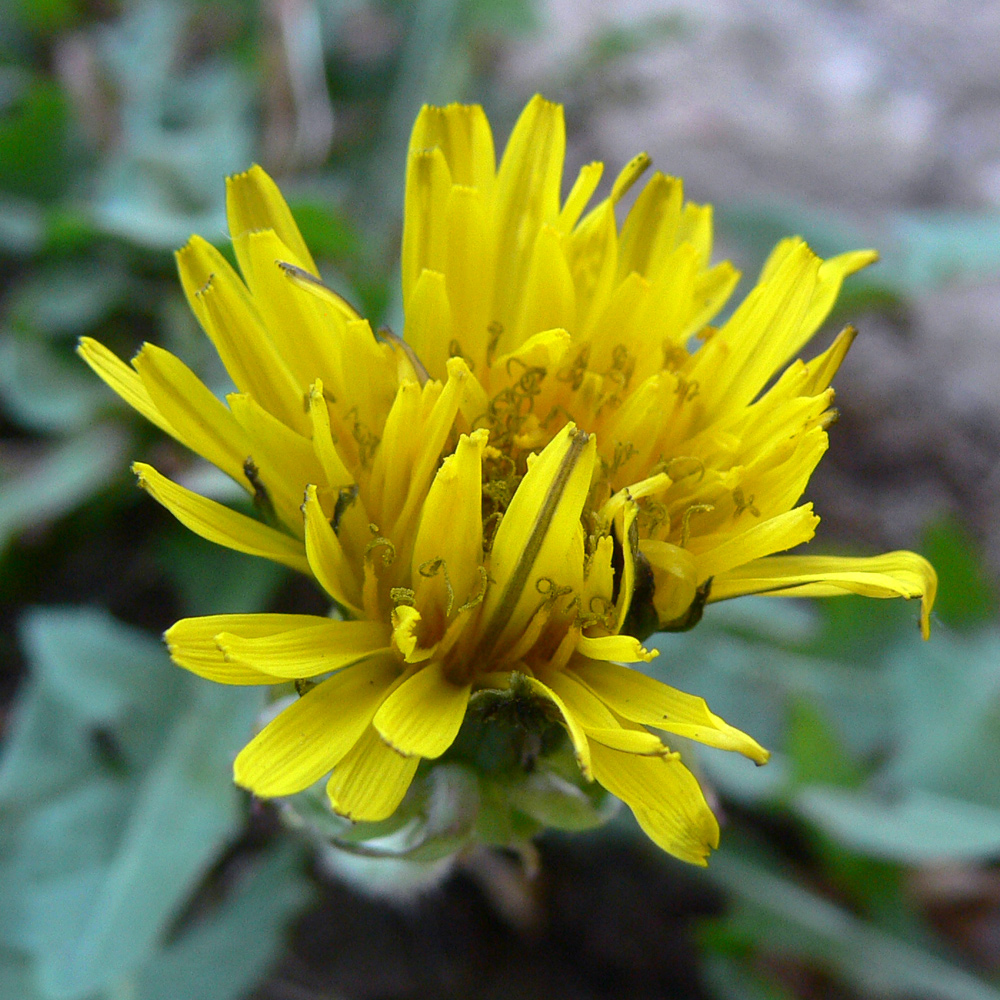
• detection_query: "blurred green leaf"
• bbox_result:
[795,787,1000,863]
[884,629,1000,806]
[0,195,43,252]
[19,606,176,727]
[0,949,44,1000]
[786,698,865,790]
[136,844,311,1000]
[0,424,129,550]
[709,848,1000,1000]
[5,260,128,337]
[156,528,288,616]
[890,212,1000,290]
[289,200,360,261]
[922,517,997,628]
[35,682,261,999]
[0,78,70,201]
[459,0,538,33]
[0,337,107,433]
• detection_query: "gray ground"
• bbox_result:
[504,0,1000,569]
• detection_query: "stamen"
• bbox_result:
[486,321,503,367]
[365,525,395,567]
[243,457,277,525]
[379,326,430,386]
[681,503,715,547]
[418,557,455,617]
[331,483,358,534]
[457,566,489,613]
[731,487,760,518]
[390,587,416,606]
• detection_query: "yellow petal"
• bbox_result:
[232,229,348,393]
[215,619,391,678]
[493,95,565,339]
[234,654,399,797]
[618,172,683,279]
[570,658,770,764]
[226,164,318,276]
[408,102,496,195]
[326,725,420,821]
[412,430,487,620]
[692,504,820,582]
[76,337,174,437]
[641,540,698,626]
[402,146,452,306]
[389,357,471,541]
[391,604,433,663]
[520,673,592,779]
[509,224,576,349]
[586,728,669,756]
[228,391,326,533]
[477,423,596,657]
[132,342,251,487]
[372,661,470,759]
[175,236,307,433]
[132,463,309,574]
[590,741,719,866]
[709,551,938,639]
[576,634,657,663]
[302,484,364,615]
[308,379,354,491]
[443,185,495,371]
[165,613,328,684]
[557,161,603,232]
[800,325,857,395]
[402,268,454,385]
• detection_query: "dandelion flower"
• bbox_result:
[80,96,936,864]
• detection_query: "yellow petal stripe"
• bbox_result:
[478,424,596,656]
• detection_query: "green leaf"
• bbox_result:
[0,424,129,551]
[795,787,1000,863]
[922,517,997,628]
[0,336,107,433]
[884,629,1000,806]
[0,78,70,200]
[786,698,865,790]
[19,606,177,728]
[136,844,312,1000]
[708,849,1000,1000]
[34,683,261,1000]
[289,200,360,261]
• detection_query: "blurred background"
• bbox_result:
[2,1,1000,998]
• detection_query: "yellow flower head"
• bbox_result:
[79,95,936,865]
